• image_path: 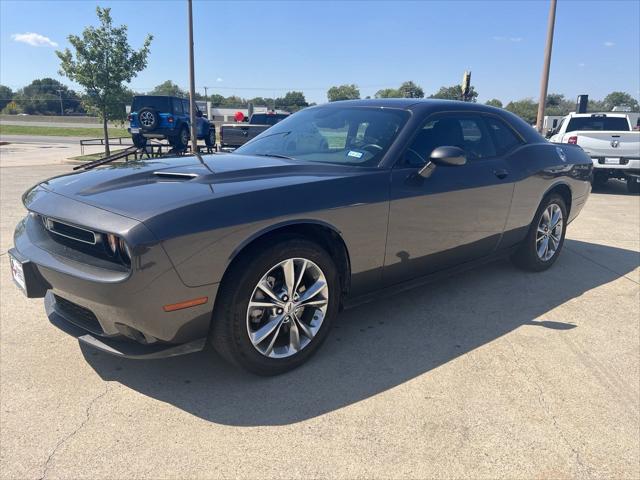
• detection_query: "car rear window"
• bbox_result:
[566,116,630,132]
[250,114,288,125]
[131,96,170,112]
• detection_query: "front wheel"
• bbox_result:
[210,238,340,375]
[204,128,216,147]
[511,194,567,272]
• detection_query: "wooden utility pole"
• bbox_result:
[536,0,558,132]
[187,0,197,152]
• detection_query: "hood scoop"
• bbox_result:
[153,171,199,181]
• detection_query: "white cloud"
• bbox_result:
[216,77,223,82]
[578,63,586,67]
[492,36,523,42]
[11,32,58,47]
[604,41,615,47]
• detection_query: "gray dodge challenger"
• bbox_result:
[9,99,592,375]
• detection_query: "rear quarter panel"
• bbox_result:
[500,142,592,248]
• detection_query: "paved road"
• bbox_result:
[0,134,87,145]
[0,119,115,128]
[1,161,638,479]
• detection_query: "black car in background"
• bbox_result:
[10,99,592,375]
[220,112,289,149]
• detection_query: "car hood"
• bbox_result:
[36,154,370,222]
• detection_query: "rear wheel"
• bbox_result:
[210,238,340,375]
[626,176,640,194]
[171,125,189,149]
[511,194,567,272]
[132,134,147,148]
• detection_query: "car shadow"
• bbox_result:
[82,239,639,426]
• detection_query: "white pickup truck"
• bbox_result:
[549,113,640,193]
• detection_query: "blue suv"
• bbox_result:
[128,95,216,149]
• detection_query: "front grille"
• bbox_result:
[44,217,96,244]
[53,295,104,335]
[33,214,125,267]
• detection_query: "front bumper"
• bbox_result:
[11,194,219,359]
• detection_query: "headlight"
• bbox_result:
[107,234,118,254]
[119,238,131,263]
[103,233,131,264]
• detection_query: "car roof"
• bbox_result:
[133,95,180,100]
[324,98,505,113]
[568,112,629,118]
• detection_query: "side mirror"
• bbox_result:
[196,110,203,118]
[418,146,466,178]
[430,146,466,166]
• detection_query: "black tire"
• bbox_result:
[511,193,568,272]
[626,176,640,194]
[210,237,340,376]
[171,125,189,149]
[591,172,608,188]
[137,108,158,131]
[132,134,147,148]
[204,127,216,147]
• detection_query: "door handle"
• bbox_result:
[494,169,509,179]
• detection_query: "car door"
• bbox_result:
[383,113,515,285]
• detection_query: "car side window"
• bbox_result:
[182,99,190,115]
[485,117,523,155]
[173,98,183,114]
[405,115,496,166]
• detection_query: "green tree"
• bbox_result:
[485,98,503,108]
[398,81,424,98]
[327,84,360,102]
[149,80,186,97]
[1,101,21,115]
[56,7,152,155]
[587,99,606,112]
[602,91,639,112]
[13,78,82,115]
[544,93,573,116]
[275,91,308,111]
[374,88,400,98]
[222,95,248,108]
[429,84,478,102]
[0,85,13,110]
[505,98,538,124]
[209,94,226,106]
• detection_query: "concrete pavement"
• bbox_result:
[0,158,638,479]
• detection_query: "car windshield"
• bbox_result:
[131,96,171,112]
[234,106,410,166]
[566,116,630,132]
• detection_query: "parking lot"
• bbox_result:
[1,147,639,479]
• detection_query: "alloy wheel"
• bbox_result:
[246,258,329,358]
[536,203,563,261]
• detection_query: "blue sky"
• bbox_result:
[1,0,638,104]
